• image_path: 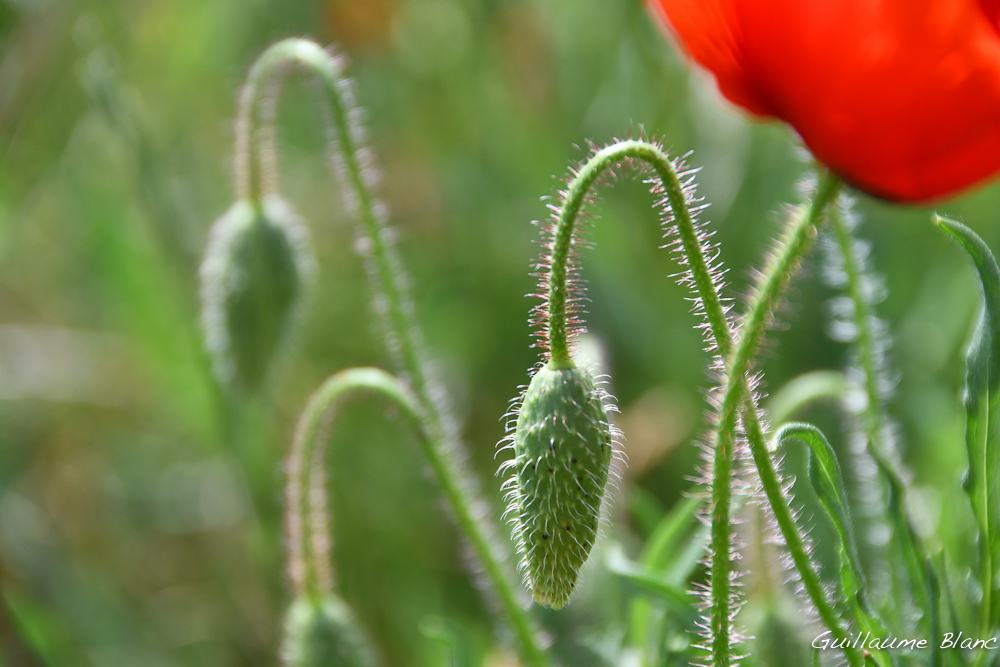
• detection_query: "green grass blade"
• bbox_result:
[936,215,1000,637]
[608,560,698,615]
[624,495,705,661]
[766,370,852,427]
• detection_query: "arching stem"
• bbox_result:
[239,40,549,667]
[285,368,423,599]
[545,143,853,665]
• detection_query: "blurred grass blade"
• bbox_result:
[607,545,697,616]
[935,553,967,667]
[627,486,668,538]
[640,495,703,572]
[936,215,1000,633]
[926,558,942,667]
[3,587,80,667]
[766,370,851,427]
[419,616,475,667]
[873,454,933,614]
[625,494,704,660]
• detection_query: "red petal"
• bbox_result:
[650,0,1000,201]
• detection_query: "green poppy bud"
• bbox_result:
[503,363,615,609]
[200,196,312,393]
[280,595,378,667]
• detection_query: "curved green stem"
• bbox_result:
[545,140,731,368]
[285,368,547,664]
[544,139,733,664]
[235,45,284,201]
[286,368,423,599]
[240,39,548,666]
[544,143,854,665]
[766,370,852,427]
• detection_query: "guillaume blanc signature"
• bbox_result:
[814,631,999,651]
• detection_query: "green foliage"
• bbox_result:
[939,216,1000,639]
[9,2,1000,666]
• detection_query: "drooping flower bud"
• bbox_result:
[505,363,614,609]
[200,196,313,393]
[280,595,378,667]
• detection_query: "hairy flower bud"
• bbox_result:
[280,595,378,667]
[200,196,313,393]
[504,363,614,609]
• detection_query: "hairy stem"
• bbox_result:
[545,141,731,367]
[544,139,736,662]
[713,172,859,665]
[285,368,421,598]
[834,210,941,665]
[829,210,891,470]
[239,39,548,666]
[544,142,856,664]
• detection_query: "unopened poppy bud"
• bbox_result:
[505,362,614,609]
[200,196,313,393]
[280,595,378,667]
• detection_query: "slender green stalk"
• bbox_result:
[235,46,280,201]
[286,368,425,599]
[828,210,891,467]
[237,39,548,666]
[543,143,857,665]
[541,139,739,662]
[712,173,864,665]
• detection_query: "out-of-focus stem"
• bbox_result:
[238,39,549,667]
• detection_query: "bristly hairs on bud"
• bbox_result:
[496,135,771,662]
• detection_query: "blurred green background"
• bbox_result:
[1,0,999,665]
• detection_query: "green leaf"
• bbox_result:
[873,454,933,616]
[773,423,889,652]
[937,215,1000,632]
[773,424,862,588]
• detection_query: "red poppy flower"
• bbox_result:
[647,0,1000,202]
